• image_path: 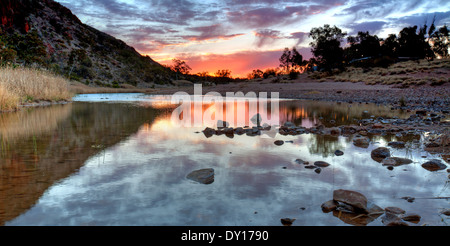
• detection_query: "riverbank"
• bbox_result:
[0,67,73,112]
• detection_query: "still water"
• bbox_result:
[1,93,448,226]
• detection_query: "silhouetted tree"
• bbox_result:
[247,69,263,79]
[279,47,304,73]
[380,34,400,58]
[397,25,433,59]
[170,58,192,80]
[345,31,381,61]
[215,69,231,78]
[309,24,347,71]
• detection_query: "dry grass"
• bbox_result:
[0,66,73,111]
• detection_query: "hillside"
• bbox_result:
[0,0,172,87]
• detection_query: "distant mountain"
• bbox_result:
[0,0,172,87]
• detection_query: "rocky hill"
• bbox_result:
[0,0,172,87]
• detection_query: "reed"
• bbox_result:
[0,66,73,111]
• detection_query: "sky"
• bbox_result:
[56,0,450,78]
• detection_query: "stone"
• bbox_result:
[314,167,322,174]
[401,213,421,223]
[314,161,330,167]
[371,147,391,162]
[321,200,338,213]
[421,159,447,172]
[333,189,368,213]
[440,209,450,216]
[274,140,284,146]
[385,207,405,215]
[280,218,295,226]
[382,157,413,166]
[334,150,344,156]
[186,168,215,184]
[295,159,308,165]
[353,135,370,148]
[202,127,216,138]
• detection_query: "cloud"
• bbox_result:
[254,29,283,47]
[345,21,387,35]
[289,31,310,46]
[182,24,245,41]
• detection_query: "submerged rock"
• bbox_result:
[186,168,215,184]
[382,157,413,166]
[371,147,391,162]
[353,135,370,148]
[421,159,447,172]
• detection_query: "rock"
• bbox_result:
[202,127,216,138]
[304,165,317,169]
[321,200,338,213]
[280,218,295,226]
[386,221,409,226]
[295,159,308,165]
[217,120,229,128]
[353,135,370,148]
[401,213,421,223]
[385,207,405,215]
[333,189,368,213]
[314,161,330,167]
[274,140,284,146]
[415,110,427,116]
[314,167,322,174]
[334,150,344,156]
[382,157,413,166]
[371,147,391,162]
[421,159,447,172]
[186,168,215,184]
[234,127,245,135]
[440,209,450,216]
[388,141,406,148]
[372,123,384,129]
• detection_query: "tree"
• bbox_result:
[309,24,347,71]
[397,25,433,59]
[381,34,399,58]
[214,69,232,78]
[247,69,263,80]
[170,58,192,80]
[279,47,304,73]
[345,31,381,61]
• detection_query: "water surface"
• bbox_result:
[1,93,448,226]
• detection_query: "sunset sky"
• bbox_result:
[57,0,450,77]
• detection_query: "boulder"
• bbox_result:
[186,168,215,184]
[333,189,368,213]
[280,218,296,226]
[250,113,262,126]
[371,147,391,162]
[421,159,447,172]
